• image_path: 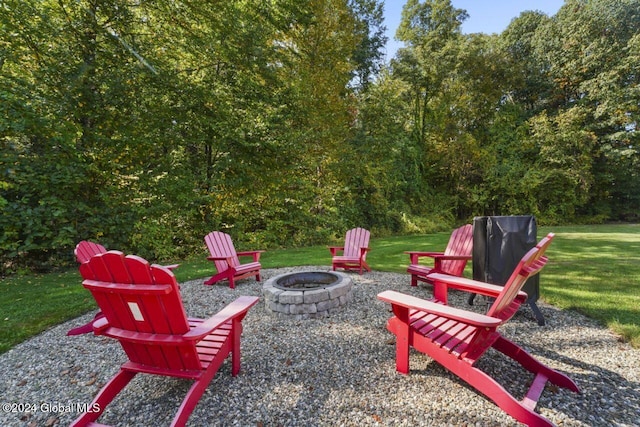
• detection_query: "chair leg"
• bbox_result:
[204,272,224,286]
[407,334,578,426]
[449,335,580,426]
[416,341,557,426]
[231,318,242,376]
[450,358,558,427]
[70,369,136,426]
[171,337,235,427]
[432,281,449,305]
[388,317,411,375]
[204,267,236,287]
[395,329,410,375]
[66,312,104,336]
[170,366,222,427]
[493,336,580,393]
[171,372,220,427]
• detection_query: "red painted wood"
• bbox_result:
[406,224,473,287]
[486,235,553,321]
[69,242,179,337]
[74,241,107,264]
[330,227,371,274]
[72,251,259,427]
[378,233,580,426]
[378,291,501,327]
[102,251,133,284]
[204,231,264,288]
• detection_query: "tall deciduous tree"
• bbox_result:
[528,0,640,220]
[1,0,162,268]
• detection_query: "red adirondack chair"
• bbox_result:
[378,233,580,426]
[67,241,179,336]
[204,231,264,288]
[406,224,472,287]
[329,227,371,274]
[71,251,259,427]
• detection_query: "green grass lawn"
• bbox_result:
[1,224,639,354]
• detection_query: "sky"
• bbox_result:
[383,0,565,60]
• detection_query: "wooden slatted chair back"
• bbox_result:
[74,240,107,264]
[205,231,240,272]
[343,227,370,259]
[441,224,473,275]
[486,233,554,321]
[80,251,201,371]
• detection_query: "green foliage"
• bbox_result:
[527,0,640,220]
[525,108,597,223]
[385,0,640,224]
[1,0,390,274]
[2,0,640,275]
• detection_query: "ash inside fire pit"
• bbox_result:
[274,272,340,290]
[263,271,353,319]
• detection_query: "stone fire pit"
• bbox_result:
[263,271,353,319]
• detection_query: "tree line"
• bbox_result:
[1,0,638,274]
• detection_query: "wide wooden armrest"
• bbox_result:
[236,250,265,256]
[184,296,260,340]
[236,250,264,261]
[405,251,443,256]
[431,254,472,261]
[92,315,109,333]
[426,273,526,299]
[377,290,501,327]
[405,251,443,264]
[328,246,344,256]
[431,254,472,267]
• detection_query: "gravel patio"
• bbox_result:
[1,267,639,426]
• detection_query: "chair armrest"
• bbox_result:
[427,273,527,299]
[184,296,260,340]
[377,290,501,327]
[329,246,344,256]
[163,264,180,270]
[405,251,444,264]
[405,251,443,256]
[432,254,472,261]
[92,315,109,334]
[236,250,265,262]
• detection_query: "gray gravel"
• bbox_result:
[1,266,639,426]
